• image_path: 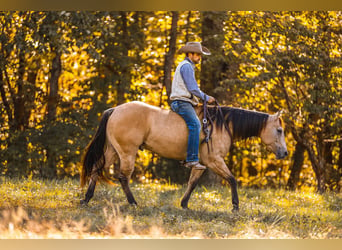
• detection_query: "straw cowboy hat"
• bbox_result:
[178,42,211,55]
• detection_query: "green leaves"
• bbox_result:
[0,11,341,190]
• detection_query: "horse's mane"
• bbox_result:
[202,106,269,140]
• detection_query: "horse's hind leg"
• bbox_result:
[81,170,99,205]
[181,168,205,209]
[81,145,116,205]
[118,154,138,205]
[103,144,118,178]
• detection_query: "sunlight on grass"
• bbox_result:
[0,178,341,239]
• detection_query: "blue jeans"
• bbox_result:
[171,100,201,162]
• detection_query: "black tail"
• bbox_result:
[80,108,115,187]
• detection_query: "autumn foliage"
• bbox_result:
[0,11,341,191]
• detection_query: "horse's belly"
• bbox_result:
[144,113,189,160]
[146,141,187,160]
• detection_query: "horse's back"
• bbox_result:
[107,101,157,142]
[106,101,188,159]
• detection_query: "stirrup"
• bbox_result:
[184,161,207,170]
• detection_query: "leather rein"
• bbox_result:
[201,97,229,151]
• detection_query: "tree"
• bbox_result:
[163,11,178,103]
[200,11,228,101]
[261,11,342,191]
[0,12,46,176]
[0,11,340,190]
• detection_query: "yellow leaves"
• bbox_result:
[231,38,241,44]
[136,150,154,169]
[93,31,101,37]
[330,48,341,58]
[232,50,240,57]
[60,45,96,104]
[317,118,325,125]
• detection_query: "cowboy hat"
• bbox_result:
[178,42,211,55]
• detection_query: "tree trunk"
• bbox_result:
[184,11,192,43]
[13,50,26,131]
[163,11,179,104]
[323,142,341,191]
[279,74,329,193]
[24,70,38,125]
[0,70,13,126]
[47,50,61,122]
[43,49,61,179]
[338,142,342,191]
[306,143,326,193]
[339,142,342,168]
[286,141,305,190]
[116,11,131,105]
[200,11,228,100]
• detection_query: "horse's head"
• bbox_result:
[260,111,288,159]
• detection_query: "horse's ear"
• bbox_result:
[271,110,283,122]
[274,110,285,127]
[275,110,284,118]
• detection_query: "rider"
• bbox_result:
[170,41,216,170]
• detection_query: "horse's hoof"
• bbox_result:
[232,207,239,213]
[181,200,188,209]
[129,202,138,207]
[181,203,189,209]
[80,199,88,206]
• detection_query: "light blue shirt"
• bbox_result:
[180,57,208,102]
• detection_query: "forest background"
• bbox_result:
[0,11,341,193]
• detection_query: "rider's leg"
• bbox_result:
[171,100,206,170]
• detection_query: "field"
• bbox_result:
[0,177,341,239]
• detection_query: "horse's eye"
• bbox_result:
[277,128,282,134]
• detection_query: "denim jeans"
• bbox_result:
[171,100,201,162]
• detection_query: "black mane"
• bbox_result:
[203,106,269,140]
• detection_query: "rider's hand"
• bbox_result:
[207,96,216,104]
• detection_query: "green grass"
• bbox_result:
[0,177,341,238]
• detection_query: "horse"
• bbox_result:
[80,101,288,212]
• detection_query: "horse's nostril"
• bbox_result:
[284,151,288,157]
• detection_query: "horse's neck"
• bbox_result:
[229,109,269,140]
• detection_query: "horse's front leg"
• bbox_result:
[209,157,239,212]
[181,168,205,209]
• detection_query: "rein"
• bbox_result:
[202,96,210,144]
[201,98,230,151]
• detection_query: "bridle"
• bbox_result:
[201,97,230,151]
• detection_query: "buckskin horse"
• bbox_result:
[80,101,288,212]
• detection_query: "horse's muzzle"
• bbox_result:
[276,150,288,159]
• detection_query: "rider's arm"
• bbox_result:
[180,63,208,102]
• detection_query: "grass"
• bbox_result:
[0,177,341,239]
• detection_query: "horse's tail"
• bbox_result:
[80,108,115,187]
